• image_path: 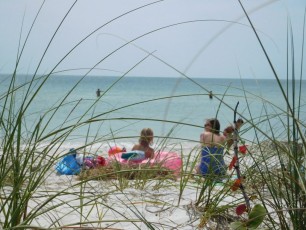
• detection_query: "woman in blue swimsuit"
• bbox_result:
[198,118,227,177]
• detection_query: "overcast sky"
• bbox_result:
[0,0,305,78]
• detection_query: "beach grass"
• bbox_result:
[1,0,306,229]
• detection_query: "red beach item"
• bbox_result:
[96,156,106,166]
[108,146,122,156]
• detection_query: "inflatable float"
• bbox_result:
[108,151,182,175]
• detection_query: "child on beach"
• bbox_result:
[223,118,244,150]
[132,128,155,159]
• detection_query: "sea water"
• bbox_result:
[0,74,305,152]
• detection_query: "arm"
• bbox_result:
[200,133,205,144]
[131,144,138,151]
[145,147,154,159]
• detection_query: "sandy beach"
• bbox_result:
[15,141,246,230]
[1,138,298,230]
[34,176,201,229]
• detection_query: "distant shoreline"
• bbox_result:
[1,73,305,81]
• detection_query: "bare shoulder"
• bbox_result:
[132,144,140,151]
[201,132,215,145]
[200,132,206,142]
[202,131,212,139]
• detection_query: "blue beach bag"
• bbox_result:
[55,148,81,175]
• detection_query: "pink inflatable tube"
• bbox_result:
[108,151,182,174]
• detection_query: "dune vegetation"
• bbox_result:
[0,0,305,229]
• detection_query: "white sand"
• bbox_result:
[4,142,253,229]
[30,175,200,229]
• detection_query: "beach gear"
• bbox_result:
[83,156,107,169]
[199,146,226,176]
[108,146,124,156]
[55,148,81,175]
[56,148,107,175]
[84,157,95,169]
[75,153,84,165]
[109,151,182,175]
[121,150,146,161]
[96,156,106,166]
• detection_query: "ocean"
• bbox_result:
[1,74,305,152]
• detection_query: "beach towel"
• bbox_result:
[121,150,146,161]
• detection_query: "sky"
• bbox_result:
[0,0,306,79]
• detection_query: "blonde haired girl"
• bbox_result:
[132,128,154,159]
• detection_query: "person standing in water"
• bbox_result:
[209,91,213,99]
[96,88,101,97]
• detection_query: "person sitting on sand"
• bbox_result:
[197,118,226,177]
[132,128,155,159]
[223,118,244,150]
